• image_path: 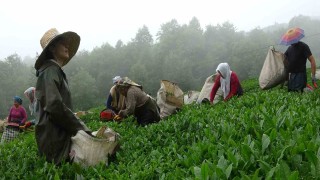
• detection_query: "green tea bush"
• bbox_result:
[1,77,319,179]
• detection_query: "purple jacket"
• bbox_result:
[7,106,27,126]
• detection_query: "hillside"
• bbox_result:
[0,76,320,179]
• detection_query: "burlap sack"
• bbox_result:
[196,74,222,104]
[0,120,7,133]
[184,91,200,104]
[157,80,184,119]
[70,127,120,167]
[259,47,287,90]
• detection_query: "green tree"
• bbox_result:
[69,68,98,111]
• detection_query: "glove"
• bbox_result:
[312,75,318,88]
[113,115,122,121]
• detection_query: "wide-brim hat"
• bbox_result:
[35,28,80,70]
[279,27,305,46]
[117,77,142,89]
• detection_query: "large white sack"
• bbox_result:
[196,74,222,104]
[184,91,200,104]
[315,69,320,80]
[259,47,287,90]
[70,128,119,167]
[157,80,184,119]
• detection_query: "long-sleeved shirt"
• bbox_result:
[35,60,90,164]
[210,72,241,102]
[119,86,148,117]
[7,106,27,126]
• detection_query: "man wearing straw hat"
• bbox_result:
[34,28,91,165]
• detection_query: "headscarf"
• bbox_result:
[13,96,23,105]
[216,63,232,99]
[24,87,37,115]
[24,87,35,103]
[112,76,122,84]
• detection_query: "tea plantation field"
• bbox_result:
[1,77,320,179]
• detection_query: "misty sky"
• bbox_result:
[0,0,319,60]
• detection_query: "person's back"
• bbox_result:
[284,41,316,92]
[285,42,310,73]
[117,79,160,126]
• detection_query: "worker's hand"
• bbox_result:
[113,115,122,121]
[313,82,318,89]
[307,84,314,90]
[25,122,32,128]
[312,75,318,88]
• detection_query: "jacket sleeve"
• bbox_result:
[225,72,240,101]
[38,66,89,135]
[210,75,221,103]
[118,88,136,117]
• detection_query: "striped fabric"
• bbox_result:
[1,126,20,144]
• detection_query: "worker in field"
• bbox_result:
[34,28,91,165]
[105,76,126,114]
[24,87,38,125]
[1,96,27,144]
[114,77,160,126]
[210,63,243,103]
[280,27,317,92]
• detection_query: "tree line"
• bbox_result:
[1,15,320,118]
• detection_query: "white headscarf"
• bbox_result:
[216,63,232,99]
[24,87,36,115]
[112,76,122,84]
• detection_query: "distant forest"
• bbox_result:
[1,15,320,118]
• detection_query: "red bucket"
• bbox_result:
[100,109,115,121]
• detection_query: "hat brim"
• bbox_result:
[117,83,130,88]
[35,31,80,70]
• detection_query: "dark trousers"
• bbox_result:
[288,72,307,92]
[135,98,160,126]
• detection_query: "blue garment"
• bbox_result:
[105,94,114,111]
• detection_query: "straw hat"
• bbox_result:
[117,77,142,89]
[35,28,80,69]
